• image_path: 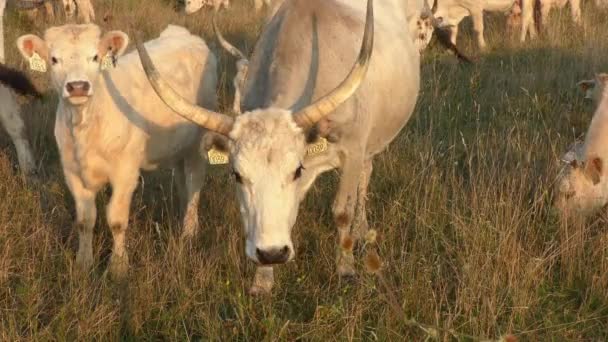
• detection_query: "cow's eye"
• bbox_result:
[233,170,242,184]
[293,164,304,181]
[51,57,58,65]
[92,54,99,62]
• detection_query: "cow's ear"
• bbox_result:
[577,79,595,92]
[98,30,129,58]
[16,34,49,61]
[584,156,603,185]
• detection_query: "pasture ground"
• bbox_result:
[1,0,608,340]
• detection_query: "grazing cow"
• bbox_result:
[184,0,229,14]
[137,0,426,294]
[405,0,435,52]
[555,74,608,218]
[577,74,607,106]
[432,0,539,49]
[62,0,95,23]
[16,24,217,277]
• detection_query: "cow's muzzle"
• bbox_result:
[256,246,290,265]
[65,81,91,97]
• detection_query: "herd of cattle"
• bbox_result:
[0,0,606,294]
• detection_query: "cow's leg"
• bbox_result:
[470,10,487,49]
[570,0,581,24]
[541,1,551,26]
[173,160,188,215]
[64,171,97,271]
[520,0,537,41]
[181,151,206,238]
[43,1,55,21]
[352,159,372,241]
[254,0,263,11]
[106,167,140,278]
[0,91,36,176]
[450,24,459,47]
[232,77,242,114]
[250,265,274,295]
[332,154,364,277]
[74,0,94,23]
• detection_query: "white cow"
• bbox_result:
[184,0,229,14]
[432,0,539,49]
[16,24,218,277]
[555,73,608,218]
[138,0,421,294]
[62,0,95,22]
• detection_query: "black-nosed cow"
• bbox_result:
[138,0,420,294]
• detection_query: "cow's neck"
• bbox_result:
[60,99,96,131]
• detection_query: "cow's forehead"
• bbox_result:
[44,24,101,48]
[230,109,306,169]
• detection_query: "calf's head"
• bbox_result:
[17,24,128,106]
[555,155,608,219]
[136,0,375,264]
[577,74,608,106]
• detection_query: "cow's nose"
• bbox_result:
[65,81,90,96]
[256,246,290,265]
[419,34,426,40]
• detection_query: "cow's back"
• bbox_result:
[242,0,419,156]
[92,25,217,165]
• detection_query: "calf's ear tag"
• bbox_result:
[100,53,115,70]
[29,52,47,73]
[306,137,328,156]
[208,147,229,165]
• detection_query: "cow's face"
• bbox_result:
[228,109,307,265]
[17,25,128,106]
[555,157,607,219]
[411,15,433,52]
[577,74,608,106]
[184,0,205,14]
[62,0,75,18]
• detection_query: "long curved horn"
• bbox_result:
[432,0,438,13]
[213,13,247,60]
[135,35,234,136]
[293,0,374,128]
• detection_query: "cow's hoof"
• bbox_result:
[109,254,129,280]
[337,249,356,277]
[76,250,94,271]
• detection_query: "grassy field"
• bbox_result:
[1,0,608,340]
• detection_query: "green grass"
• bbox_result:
[2,0,608,340]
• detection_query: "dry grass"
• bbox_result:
[1,0,608,340]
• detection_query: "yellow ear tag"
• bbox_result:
[208,147,230,165]
[29,52,46,73]
[100,53,114,70]
[306,137,328,156]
